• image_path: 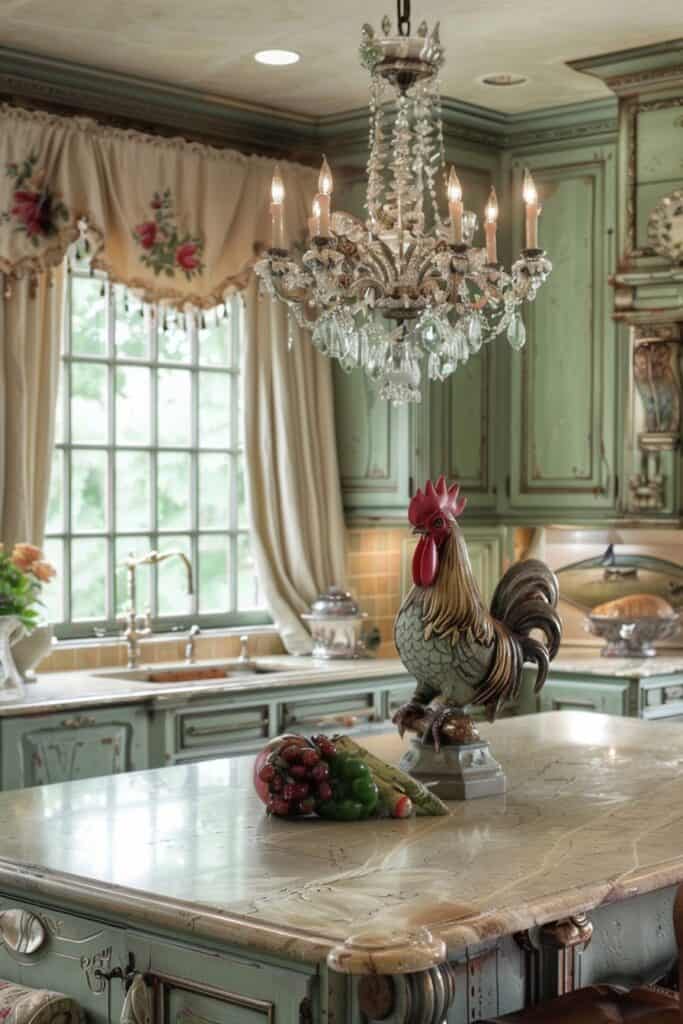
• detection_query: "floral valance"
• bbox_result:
[0,104,316,308]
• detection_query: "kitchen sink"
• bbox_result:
[96,660,305,685]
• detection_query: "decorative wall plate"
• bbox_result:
[648,190,683,263]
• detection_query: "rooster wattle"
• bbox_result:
[393,476,562,752]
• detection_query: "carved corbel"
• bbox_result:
[329,928,457,1024]
[629,324,682,512]
[357,963,457,1024]
[515,913,593,1004]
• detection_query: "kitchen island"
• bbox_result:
[0,712,682,1023]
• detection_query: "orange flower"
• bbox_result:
[31,560,56,583]
[11,542,42,572]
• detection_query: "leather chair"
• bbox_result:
[482,887,683,1024]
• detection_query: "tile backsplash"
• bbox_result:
[38,630,285,674]
[345,525,410,659]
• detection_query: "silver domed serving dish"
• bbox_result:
[301,586,368,660]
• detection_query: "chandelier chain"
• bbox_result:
[397,0,411,36]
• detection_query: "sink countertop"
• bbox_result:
[550,646,683,679]
[0,655,410,719]
[1,712,683,972]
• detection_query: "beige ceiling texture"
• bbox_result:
[0,0,680,116]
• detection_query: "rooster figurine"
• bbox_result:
[393,477,561,776]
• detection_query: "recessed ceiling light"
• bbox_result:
[254,49,300,66]
[480,73,528,87]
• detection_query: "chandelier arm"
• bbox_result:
[354,242,396,290]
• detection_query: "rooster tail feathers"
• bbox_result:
[489,559,562,696]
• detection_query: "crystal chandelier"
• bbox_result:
[255,0,552,405]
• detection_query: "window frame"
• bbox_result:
[45,267,269,641]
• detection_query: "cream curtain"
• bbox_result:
[244,278,347,654]
[0,266,65,548]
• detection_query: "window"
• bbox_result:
[44,263,266,639]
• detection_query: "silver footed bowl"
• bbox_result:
[585,613,680,658]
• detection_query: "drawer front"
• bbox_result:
[539,678,629,716]
[127,933,312,1024]
[643,680,683,715]
[178,706,269,751]
[1,707,149,790]
[0,893,126,1024]
[386,685,415,718]
[281,692,377,733]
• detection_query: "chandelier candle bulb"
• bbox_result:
[447,167,464,245]
[484,186,498,263]
[316,156,333,237]
[270,165,286,250]
[523,168,539,250]
[309,196,321,239]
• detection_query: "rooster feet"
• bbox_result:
[392,700,426,739]
[423,705,471,753]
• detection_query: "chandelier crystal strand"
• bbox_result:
[255,1,552,405]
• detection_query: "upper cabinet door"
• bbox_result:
[508,145,618,514]
[427,346,498,512]
[334,365,413,516]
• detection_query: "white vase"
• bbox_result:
[12,624,53,682]
[0,617,26,703]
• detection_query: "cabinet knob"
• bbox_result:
[0,909,46,954]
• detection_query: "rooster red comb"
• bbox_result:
[408,476,467,527]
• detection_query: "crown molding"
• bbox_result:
[568,38,683,97]
[0,44,618,161]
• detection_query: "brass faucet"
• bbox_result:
[120,550,194,669]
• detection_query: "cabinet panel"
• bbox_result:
[0,706,148,790]
[0,893,126,1024]
[178,706,269,751]
[509,147,617,513]
[127,932,312,1024]
[427,347,497,510]
[538,678,629,716]
[333,365,413,514]
[280,691,377,733]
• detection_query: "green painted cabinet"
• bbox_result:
[426,347,498,512]
[0,705,149,790]
[507,145,618,515]
[333,367,415,515]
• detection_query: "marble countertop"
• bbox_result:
[550,647,683,679]
[0,655,409,718]
[1,712,683,972]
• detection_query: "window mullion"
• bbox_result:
[63,269,73,626]
[106,281,116,624]
[150,304,159,619]
[191,311,200,618]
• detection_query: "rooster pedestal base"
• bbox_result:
[400,737,506,801]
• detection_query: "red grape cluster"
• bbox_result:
[258,735,337,818]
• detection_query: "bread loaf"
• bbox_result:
[591,594,675,619]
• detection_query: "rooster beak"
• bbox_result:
[412,527,427,536]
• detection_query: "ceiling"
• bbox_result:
[0,0,680,117]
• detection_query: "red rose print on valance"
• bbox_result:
[133,190,204,281]
[1,152,69,245]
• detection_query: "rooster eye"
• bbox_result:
[432,517,444,529]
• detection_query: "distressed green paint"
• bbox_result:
[0,705,149,789]
[333,365,413,514]
[508,146,617,512]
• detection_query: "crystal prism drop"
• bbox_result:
[507,313,527,351]
[467,314,483,354]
